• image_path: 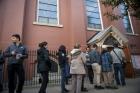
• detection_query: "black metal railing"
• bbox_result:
[2,50,62,89]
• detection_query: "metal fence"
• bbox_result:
[2,50,62,89]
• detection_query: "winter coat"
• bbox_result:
[89,49,101,64]
[101,52,113,72]
[58,51,68,68]
[37,47,51,73]
[5,43,28,65]
[70,49,86,75]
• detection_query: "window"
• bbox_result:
[85,0,103,30]
[36,0,59,24]
[120,5,133,33]
[131,55,140,69]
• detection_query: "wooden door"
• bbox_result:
[123,46,135,78]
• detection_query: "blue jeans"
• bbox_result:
[61,67,66,93]
[113,63,126,86]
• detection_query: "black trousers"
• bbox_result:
[86,65,94,84]
[81,75,85,89]
[8,64,25,93]
[39,72,49,93]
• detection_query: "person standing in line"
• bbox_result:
[85,47,94,84]
[5,34,28,93]
[89,44,104,89]
[101,48,113,88]
[0,49,5,92]
[70,44,87,93]
[80,46,88,92]
[58,45,69,93]
[37,41,51,93]
[110,43,126,86]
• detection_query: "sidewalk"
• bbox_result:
[3,78,140,93]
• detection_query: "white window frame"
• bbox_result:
[124,12,139,36]
[86,0,104,31]
[127,11,135,34]
[120,4,135,34]
[34,0,63,27]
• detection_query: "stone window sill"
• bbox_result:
[33,22,63,28]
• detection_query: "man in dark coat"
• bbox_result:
[5,34,28,93]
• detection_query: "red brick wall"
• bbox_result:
[22,0,87,50]
[0,0,26,49]
[0,0,140,54]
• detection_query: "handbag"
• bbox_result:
[113,50,126,68]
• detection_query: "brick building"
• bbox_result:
[0,0,140,76]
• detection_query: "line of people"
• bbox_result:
[56,43,126,93]
[0,34,28,93]
[0,34,126,93]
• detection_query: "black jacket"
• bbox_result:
[4,43,28,65]
[37,47,51,73]
[58,51,67,68]
[0,52,5,65]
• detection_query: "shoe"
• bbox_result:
[38,91,46,93]
[16,91,22,93]
[122,84,126,86]
[0,84,3,92]
[94,85,98,88]
[90,82,93,84]
[39,78,42,84]
[81,88,88,92]
[110,86,118,89]
[95,86,104,89]
[117,83,121,86]
[0,88,3,92]
[105,86,111,89]
[64,89,69,92]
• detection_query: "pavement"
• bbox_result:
[2,77,140,93]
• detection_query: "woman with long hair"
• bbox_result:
[58,45,69,93]
[37,42,51,93]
